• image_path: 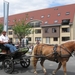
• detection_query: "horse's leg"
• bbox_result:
[33,57,38,74]
[40,59,47,74]
[52,62,62,75]
[61,61,67,75]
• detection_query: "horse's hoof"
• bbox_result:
[52,71,55,75]
[34,71,37,75]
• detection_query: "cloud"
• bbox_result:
[0,0,75,17]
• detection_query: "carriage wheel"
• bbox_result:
[3,59,14,74]
[20,58,30,68]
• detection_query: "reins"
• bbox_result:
[33,44,73,62]
[60,45,72,56]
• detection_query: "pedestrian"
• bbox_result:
[36,40,40,45]
[29,44,34,54]
[21,37,27,47]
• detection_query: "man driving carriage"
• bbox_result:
[0,31,18,54]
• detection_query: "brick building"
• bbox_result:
[0,4,75,45]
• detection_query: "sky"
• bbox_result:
[0,0,75,17]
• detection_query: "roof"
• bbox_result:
[0,4,75,26]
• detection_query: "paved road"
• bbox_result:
[0,56,75,75]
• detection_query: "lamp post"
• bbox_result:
[3,0,9,32]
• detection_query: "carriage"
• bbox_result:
[0,44,30,74]
[0,40,75,75]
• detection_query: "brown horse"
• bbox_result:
[31,40,75,75]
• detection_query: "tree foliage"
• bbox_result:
[13,18,32,43]
[0,23,3,34]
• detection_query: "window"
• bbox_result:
[58,13,60,16]
[41,15,44,18]
[27,37,31,41]
[30,17,33,20]
[48,14,50,17]
[29,23,34,27]
[62,37,70,41]
[46,37,50,44]
[44,21,48,24]
[62,28,70,32]
[9,31,12,35]
[35,29,41,34]
[45,28,49,33]
[62,19,70,25]
[35,37,41,41]
[66,12,70,15]
[35,22,41,27]
[52,28,57,33]
[54,20,58,23]
[53,37,58,41]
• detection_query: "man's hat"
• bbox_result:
[2,31,7,33]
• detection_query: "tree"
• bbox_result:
[0,23,3,34]
[13,18,32,45]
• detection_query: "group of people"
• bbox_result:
[0,31,18,54]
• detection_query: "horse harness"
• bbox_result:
[53,44,72,63]
[53,44,58,62]
[35,44,72,63]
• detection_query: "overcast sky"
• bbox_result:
[0,0,75,17]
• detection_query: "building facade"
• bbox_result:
[0,4,75,45]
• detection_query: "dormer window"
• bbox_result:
[29,23,34,27]
[66,12,70,15]
[58,13,60,16]
[54,20,58,23]
[48,14,50,17]
[45,21,48,24]
[30,17,33,20]
[62,19,70,25]
[41,15,44,18]
[35,22,41,27]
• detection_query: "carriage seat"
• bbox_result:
[0,43,10,54]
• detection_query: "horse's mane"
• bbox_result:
[42,44,55,46]
[59,40,75,46]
